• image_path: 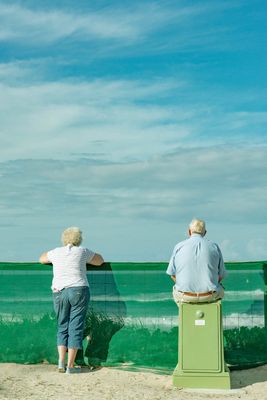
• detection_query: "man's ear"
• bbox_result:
[188,229,192,236]
[203,230,207,237]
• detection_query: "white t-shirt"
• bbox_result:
[47,245,95,291]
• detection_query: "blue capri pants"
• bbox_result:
[53,286,90,349]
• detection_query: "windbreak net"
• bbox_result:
[0,261,266,371]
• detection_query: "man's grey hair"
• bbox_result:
[189,219,206,236]
[61,227,83,246]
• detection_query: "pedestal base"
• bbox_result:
[173,364,231,389]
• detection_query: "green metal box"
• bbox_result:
[173,301,231,389]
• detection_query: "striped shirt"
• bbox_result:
[47,244,95,291]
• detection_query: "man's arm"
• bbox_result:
[217,245,226,282]
[87,253,104,266]
[39,252,50,264]
[166,246,177,282]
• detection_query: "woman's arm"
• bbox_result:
[88,253,104,266]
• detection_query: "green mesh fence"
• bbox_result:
[0,261,267,371]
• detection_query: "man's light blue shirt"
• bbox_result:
[166,233,226,293]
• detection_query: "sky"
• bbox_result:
[0,0,267,262]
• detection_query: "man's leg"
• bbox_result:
[172,286,198,304]
[196,287,225,303]
[172,286,184,304]
[213,286,224,301]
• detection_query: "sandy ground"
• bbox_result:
[0,363,267,400]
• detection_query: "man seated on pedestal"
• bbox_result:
[166,218,226,304]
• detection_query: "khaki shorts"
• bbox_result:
[172,286,224,304]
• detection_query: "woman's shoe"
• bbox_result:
[58,360,65,373]
[65,367,81,374]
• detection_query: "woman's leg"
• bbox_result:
[58,345,67,364]
[53,290,70,370]
[67,348,79,368]
[67,287,90,367]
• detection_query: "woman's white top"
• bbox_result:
[47,244,95,291]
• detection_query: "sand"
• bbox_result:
[0,363,267,400]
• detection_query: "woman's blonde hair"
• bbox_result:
[61,227,83,246]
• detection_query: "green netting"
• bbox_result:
[0,261,267,371]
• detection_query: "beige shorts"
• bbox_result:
[172,286,224,304]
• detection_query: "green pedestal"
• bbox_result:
[173,301,231,389]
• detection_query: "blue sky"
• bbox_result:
[0,0,267,262]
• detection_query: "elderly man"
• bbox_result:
[166,219,226,303]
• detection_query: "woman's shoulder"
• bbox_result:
[50,246,66,253]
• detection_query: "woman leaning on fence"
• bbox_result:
[39,227,104,374]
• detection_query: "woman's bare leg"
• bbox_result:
[58,345,67,363]
[67,348,78,368]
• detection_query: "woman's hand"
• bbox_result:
[39,252,50,264]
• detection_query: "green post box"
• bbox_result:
[173,301,231,389]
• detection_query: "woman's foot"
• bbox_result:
[58,360,65,373]
[65,366,82,374]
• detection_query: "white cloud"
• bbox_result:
[1,60,266,165]
[0,68,192,161]
[247,239,267,260]
[220,240,239,261]
[0,3,180,44]
[0,144,267,261]
[0,3,138,43]
[0,1,242,53]
[1,144,267,221]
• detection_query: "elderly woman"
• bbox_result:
[39,227,104,374]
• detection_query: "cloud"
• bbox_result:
[247,239,267,260]
[0,67,192,161]
[0,1,243,54]
[220,240,240,261]
[0,59,266,165]
[0,3,139,43]
[0,1,266,262]
[1,144,266,221]
[0,144,266,261]
[0,2,182,44]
